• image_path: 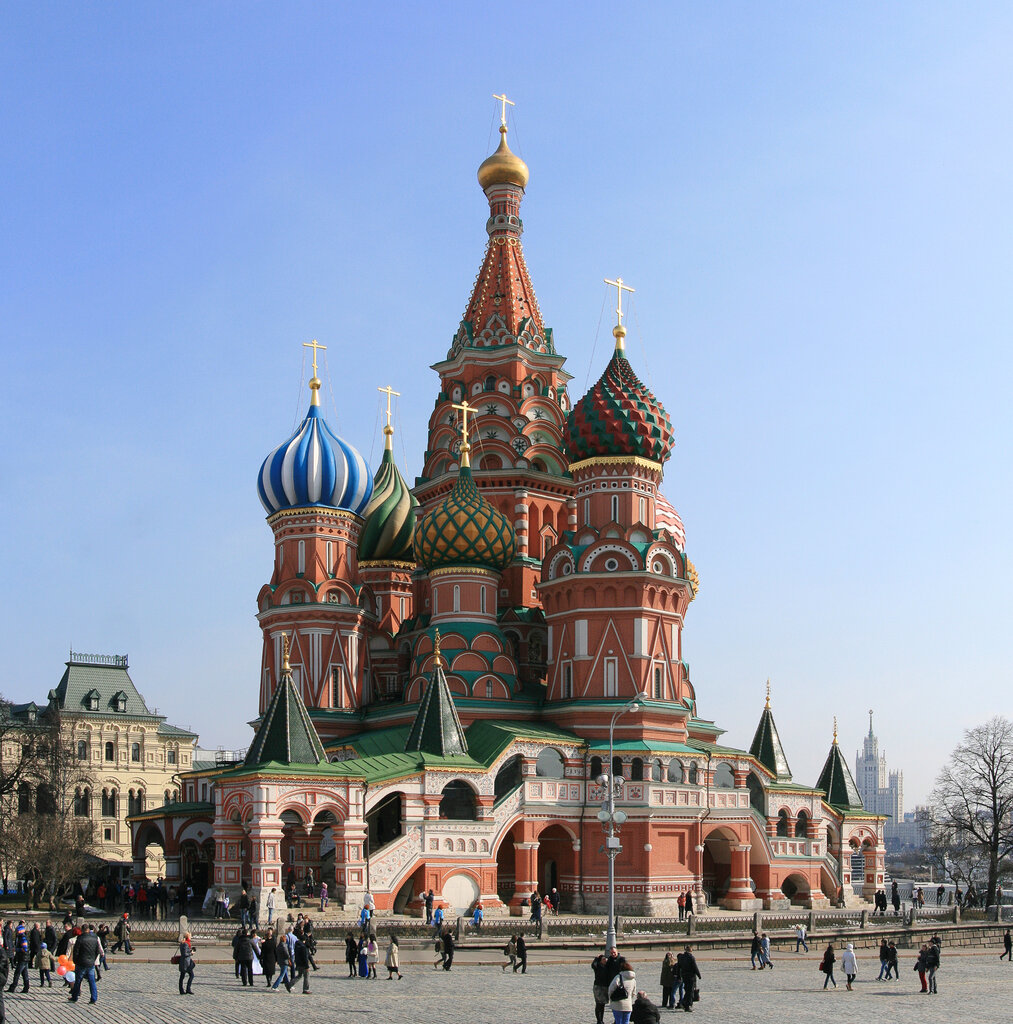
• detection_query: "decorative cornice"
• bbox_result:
[428,565,500,578]
[357,559,417,571]
[267,506,362,526]
[568,455,663,475]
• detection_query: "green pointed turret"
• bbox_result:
[816,720,863,810]
[749,684,792,782]
[405,631,468,757]
[245,636,327,767]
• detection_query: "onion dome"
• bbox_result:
[566,326,676,466]
[478,124,529,190]
[358,430,419,563]
[414,466,516,573]
[654,491,686,550]
[258,373,372,517]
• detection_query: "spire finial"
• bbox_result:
[869,708,874,735]
[433,628,443,669]
[451,398,473,468]
[303,339,327,407]
[765,678,771,709]
[492,92,515,128]
[833,715,838,745]
[604,276,635,352]
[281,631,291,673]
[378,384,401,451]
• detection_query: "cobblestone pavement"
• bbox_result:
[2,946,1010,1024]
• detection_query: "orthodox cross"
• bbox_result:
[452,398,474,467]
[604,276,635,327]
[303,339,326,376]
[765,678,771,709]
[282,631,291,671]
[433,628,443,668]
[833,715,838,745]
[493,92,515,127]
[378,384,400,449]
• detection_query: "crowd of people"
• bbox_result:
[593,944,700,1022]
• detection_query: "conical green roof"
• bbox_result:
[816,738,863,810]
[749,702,792,782]
[405,635,468,757]
[245,660,327,767]
[359,445,418,562]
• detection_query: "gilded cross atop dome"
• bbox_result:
[604,276,635,352]
[378,384,400,451]
[433,628,443,668]
[303,339,327,406]
[492,92,515,127]
[452,398,474,468]
[765,677,771,709]
[833,715,838,745]
[281,631,291,672]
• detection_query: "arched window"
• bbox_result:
[687,761,699,785]
[480,587,487,614]
[667,760,684,784]
[651,759,663,782]
[612,756,624,781]
[484,375,496,392]
[36,785,56,815]
[105,741,115,762]
[630,757,644,781]
[453,585,460,612]
[74,788,90,817]
[589,755,603,780]
[494,755,524,800]
[18,783,31,814]
[131,742,141,762]
[776,809,790,837]
[535,747,565,778]
[439,781,477,820]
[77,740,88,760]
[714,763,735,789]
[795,810,809,838]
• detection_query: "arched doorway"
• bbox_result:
[180,838,215,899]
[496,822,522,906]
[366,792,403,852]
[702,827,739,904]
[442,872,480,914]
[536,824,576,910]
[781,872,811,905]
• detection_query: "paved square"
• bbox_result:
[2,945,1009,1023]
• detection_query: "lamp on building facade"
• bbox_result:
[597,692,648,950]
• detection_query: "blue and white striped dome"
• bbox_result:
[258,403,373,517]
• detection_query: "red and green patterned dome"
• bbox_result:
[566,340,675,465]
[414,466,516,573]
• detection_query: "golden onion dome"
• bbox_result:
[477,125,529,190]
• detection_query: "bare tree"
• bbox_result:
[930,716,1013,908]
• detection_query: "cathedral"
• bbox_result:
[129,113,884,917]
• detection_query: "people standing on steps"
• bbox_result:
[841,943,857,990]
[177,932,195,995]
[266,888,276,925]
[820,943,836,988]
[607,957,636,1024]
[424,889,435,925]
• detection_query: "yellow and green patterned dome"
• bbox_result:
[414,466,516,573]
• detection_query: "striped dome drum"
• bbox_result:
[258,404,373,517]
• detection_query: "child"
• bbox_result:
[37,943,55,987]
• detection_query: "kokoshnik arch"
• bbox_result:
[128,109,884,918]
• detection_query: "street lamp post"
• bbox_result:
[598,692,648,951]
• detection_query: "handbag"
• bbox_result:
[693,989,700,1003]
[170,954,181,965]
[612,982,629,1001]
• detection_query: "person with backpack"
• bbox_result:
[515,933,528,974]
[608,958,636,1024]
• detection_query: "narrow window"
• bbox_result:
[77,740,88,760]
[399,596,405,619]
[584,498,590,524]
[331,666,345,708]
[131,742,141,763]
[486,680,494,698]
[105,741,114,762]
[326,541,333,574]
[604,657,618,697]
[562,662,573,699]
[611,495,619,521]
[453,585,461,612]
[639,497,646,524]
[298,540,306,574]
[167,748,177,765]
[654,663,664,699]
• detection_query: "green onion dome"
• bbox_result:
[566,334,675,465]
[413,466,516,573]
[358,446,418,563]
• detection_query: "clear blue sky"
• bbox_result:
[3,3,1011,806]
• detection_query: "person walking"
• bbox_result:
[750,931,762,969]
[515,933,528,974]
[37,944,54,988]
[759,932,773,969]
[505,935,519,974]
[111,913,133,955]
[795,922,808,953]
[886,941,899,979]
[841,943,857,990]
[1001,928,1012,962]
[660,950,679,1009]
[234,928,254,987]
[442,928,455,971]
[385,935,402,979]
[877,938,890,980]
[69,925,100,1004]
[271,935,293,992]
[592,947,619,1022]
[433,931,444,970]
[293,932,311,993]
[676,946,700,1011]
[6,926,28,994]
[820,943,836,989]
[608,958,636,1024]
[177,932,195,995]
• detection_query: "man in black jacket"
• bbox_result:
[592,947,621,1024]
[442,928,455,971]
[293,934,311,993]
[676,946,700,1012]
[631,990,661,1024]
[69,926,100,1003]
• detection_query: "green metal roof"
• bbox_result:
[244,666,327,767]
[405,659,469,757]
[54,657,153,717]
[127,801,214,823]
[749,705,792,782]
[816,741,864,810]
